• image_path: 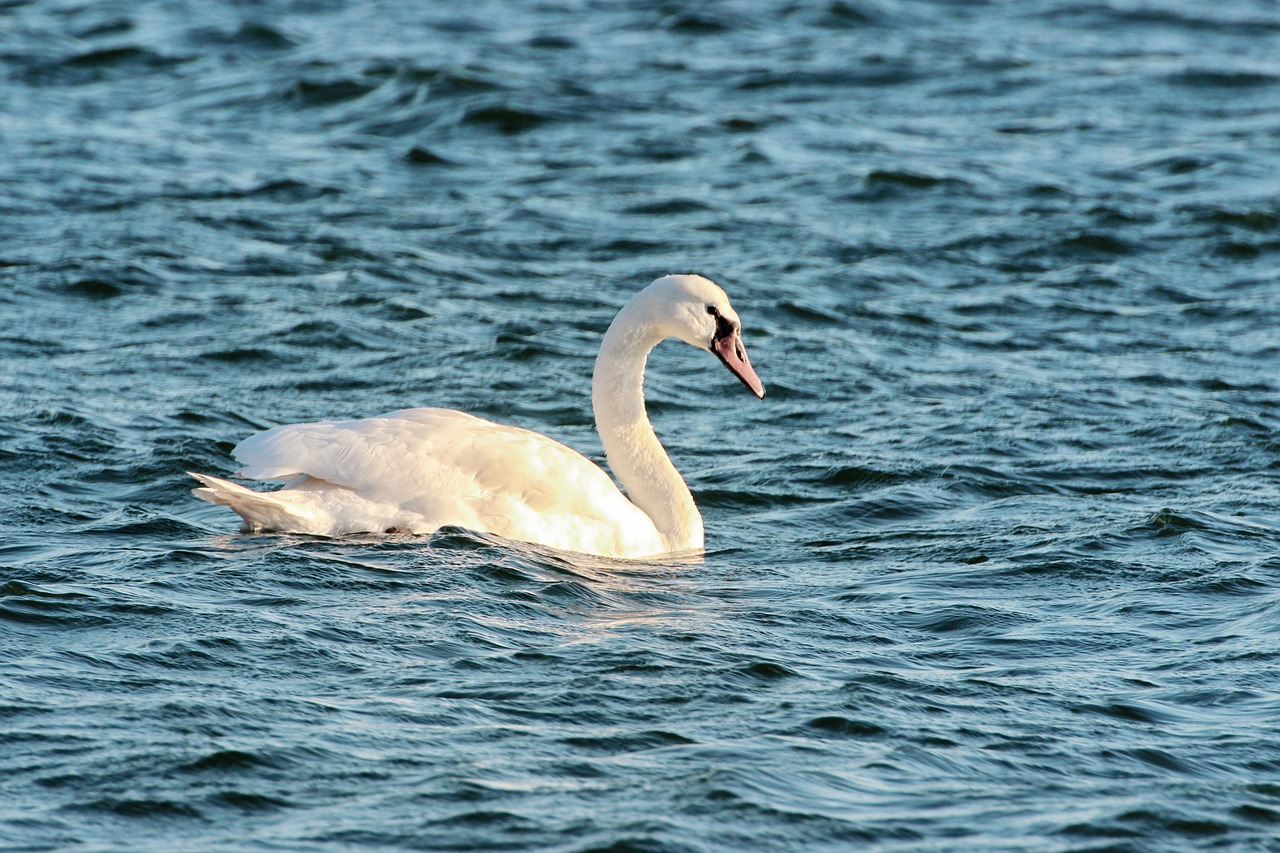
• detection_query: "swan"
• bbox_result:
[190,274,764,559]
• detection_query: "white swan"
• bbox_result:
[190,274,764,559]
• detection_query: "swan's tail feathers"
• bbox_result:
[189,472,317,533]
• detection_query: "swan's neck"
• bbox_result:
[592,304,703,552]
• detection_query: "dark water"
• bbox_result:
[4,0,1280,849]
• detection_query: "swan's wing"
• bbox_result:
[233,407,611,501]
[234,408,489,492]
[231,407,656,547]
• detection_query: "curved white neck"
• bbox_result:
[591,302,703,552]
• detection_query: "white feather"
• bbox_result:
[190,274,763,559]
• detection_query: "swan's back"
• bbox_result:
[218,408,666,557]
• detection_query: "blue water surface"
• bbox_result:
[3,0,1280,850]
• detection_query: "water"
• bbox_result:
[3,0,1280,849]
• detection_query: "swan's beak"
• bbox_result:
[712,330,765,399]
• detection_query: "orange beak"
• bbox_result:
[712,329,765,399]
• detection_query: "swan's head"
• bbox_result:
[643,274,765,399]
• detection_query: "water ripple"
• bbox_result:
[3,0,1280,849]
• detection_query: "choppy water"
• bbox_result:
[4,0,1280,849]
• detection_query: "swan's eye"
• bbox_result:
[706,305,720,317]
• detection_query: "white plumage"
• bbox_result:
[191,274,764,559]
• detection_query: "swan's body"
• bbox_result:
[191,274,764,559]
[192,407,669,557]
